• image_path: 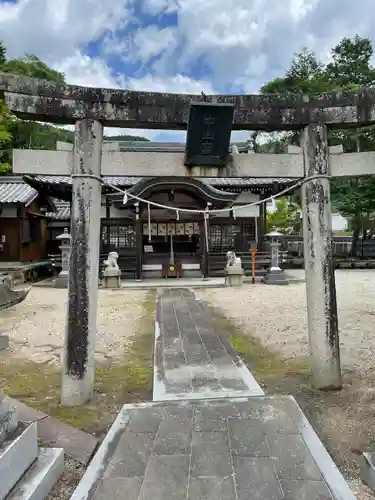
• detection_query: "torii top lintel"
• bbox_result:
[1,72,375,131]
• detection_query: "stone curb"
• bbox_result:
[8,398,99,466]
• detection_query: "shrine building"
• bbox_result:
[19,140,294,279]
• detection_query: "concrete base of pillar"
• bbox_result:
[224,266,244,287]
[61,368,95,407]
[54,271,69,289]
[101,271,121,289]
[263,268,289,285]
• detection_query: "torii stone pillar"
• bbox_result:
[61,119,103,406]
[301,124,342,390]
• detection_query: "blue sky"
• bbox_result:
[1,0,375,141]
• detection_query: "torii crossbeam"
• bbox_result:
[2,71,374,404]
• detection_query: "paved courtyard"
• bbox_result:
[72,397,354,500]
[0,288,147,364]
[153,288,263,401]
[71,287,355,500]
[197,269,375,374]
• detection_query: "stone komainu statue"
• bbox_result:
[226,251,241,267]
[103,251,119,271]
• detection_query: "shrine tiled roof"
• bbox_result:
[0,181,38,205]
[46,200,70,220]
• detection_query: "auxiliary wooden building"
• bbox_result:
[21,141,294,279]
[0,177,55,263]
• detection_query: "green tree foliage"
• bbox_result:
[326,35,375,87]
[0,53,65,84]
[106,135,150,142]
[0,100,12,174]
[261,35,375,243]
[0,42,149,174]
[266,198,298,234]
[0,43,6,66]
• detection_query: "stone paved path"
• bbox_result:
[71,397,355,500]
[153,288,263,401]
[70,288,355,500]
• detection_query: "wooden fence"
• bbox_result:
[284,236,375,259]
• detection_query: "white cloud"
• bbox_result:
[2,0,375,142]
[55,52,115,88]
[141,0,179,15]
[127,73,214,93]
[151,0,375,89]
[132,26,177,63]
[54,52,215,140]
[0,0,132,61]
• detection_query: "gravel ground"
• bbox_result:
[197,269,375,500]
[0,288,147,364]
[197,269,375,374]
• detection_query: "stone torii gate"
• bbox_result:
[3,73,375,406]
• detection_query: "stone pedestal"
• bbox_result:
[102,270,121,289]
[54,229,71,289]
[0,389,18,444]
[54,270,69,289]
[224,265,244,287]
[0,335,9,351]
[263,268,289,285]
[263,228,289,286]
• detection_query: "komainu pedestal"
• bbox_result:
[102,252,121,289]
[0,389,18,444]
[224,251,244,287]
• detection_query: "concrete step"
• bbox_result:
[0,423,38,500]
[6,448,64,500]
[361,452,375,493]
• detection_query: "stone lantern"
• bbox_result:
[54,228,71,288]
[263,228,289,285]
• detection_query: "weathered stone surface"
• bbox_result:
[61,118,103,406]
[0,282,30,311]
[6,447,64,500]
[361,452,375,494]
[153,288,264,401]
[301,124,342,390]
[2,72,375,130]
[36,416,98,465]
[0,334,9,351]
[0,391,18,444]
[70,397,355,500]
[0,422,38,500]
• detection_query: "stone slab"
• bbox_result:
[53,275,68,288]
[7,447,64,500]
[153,288,264,402]
[36,417,99,466]
[263,269,290,285]
[7,399,47,424]
[361,452,375,493]
[0,395,18,443]
[0,283,30,311]
[0,422,38,500]
[70,396,355,500]
[3,71,375,132]
[8,398,98,465]
[0,334,9,351]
